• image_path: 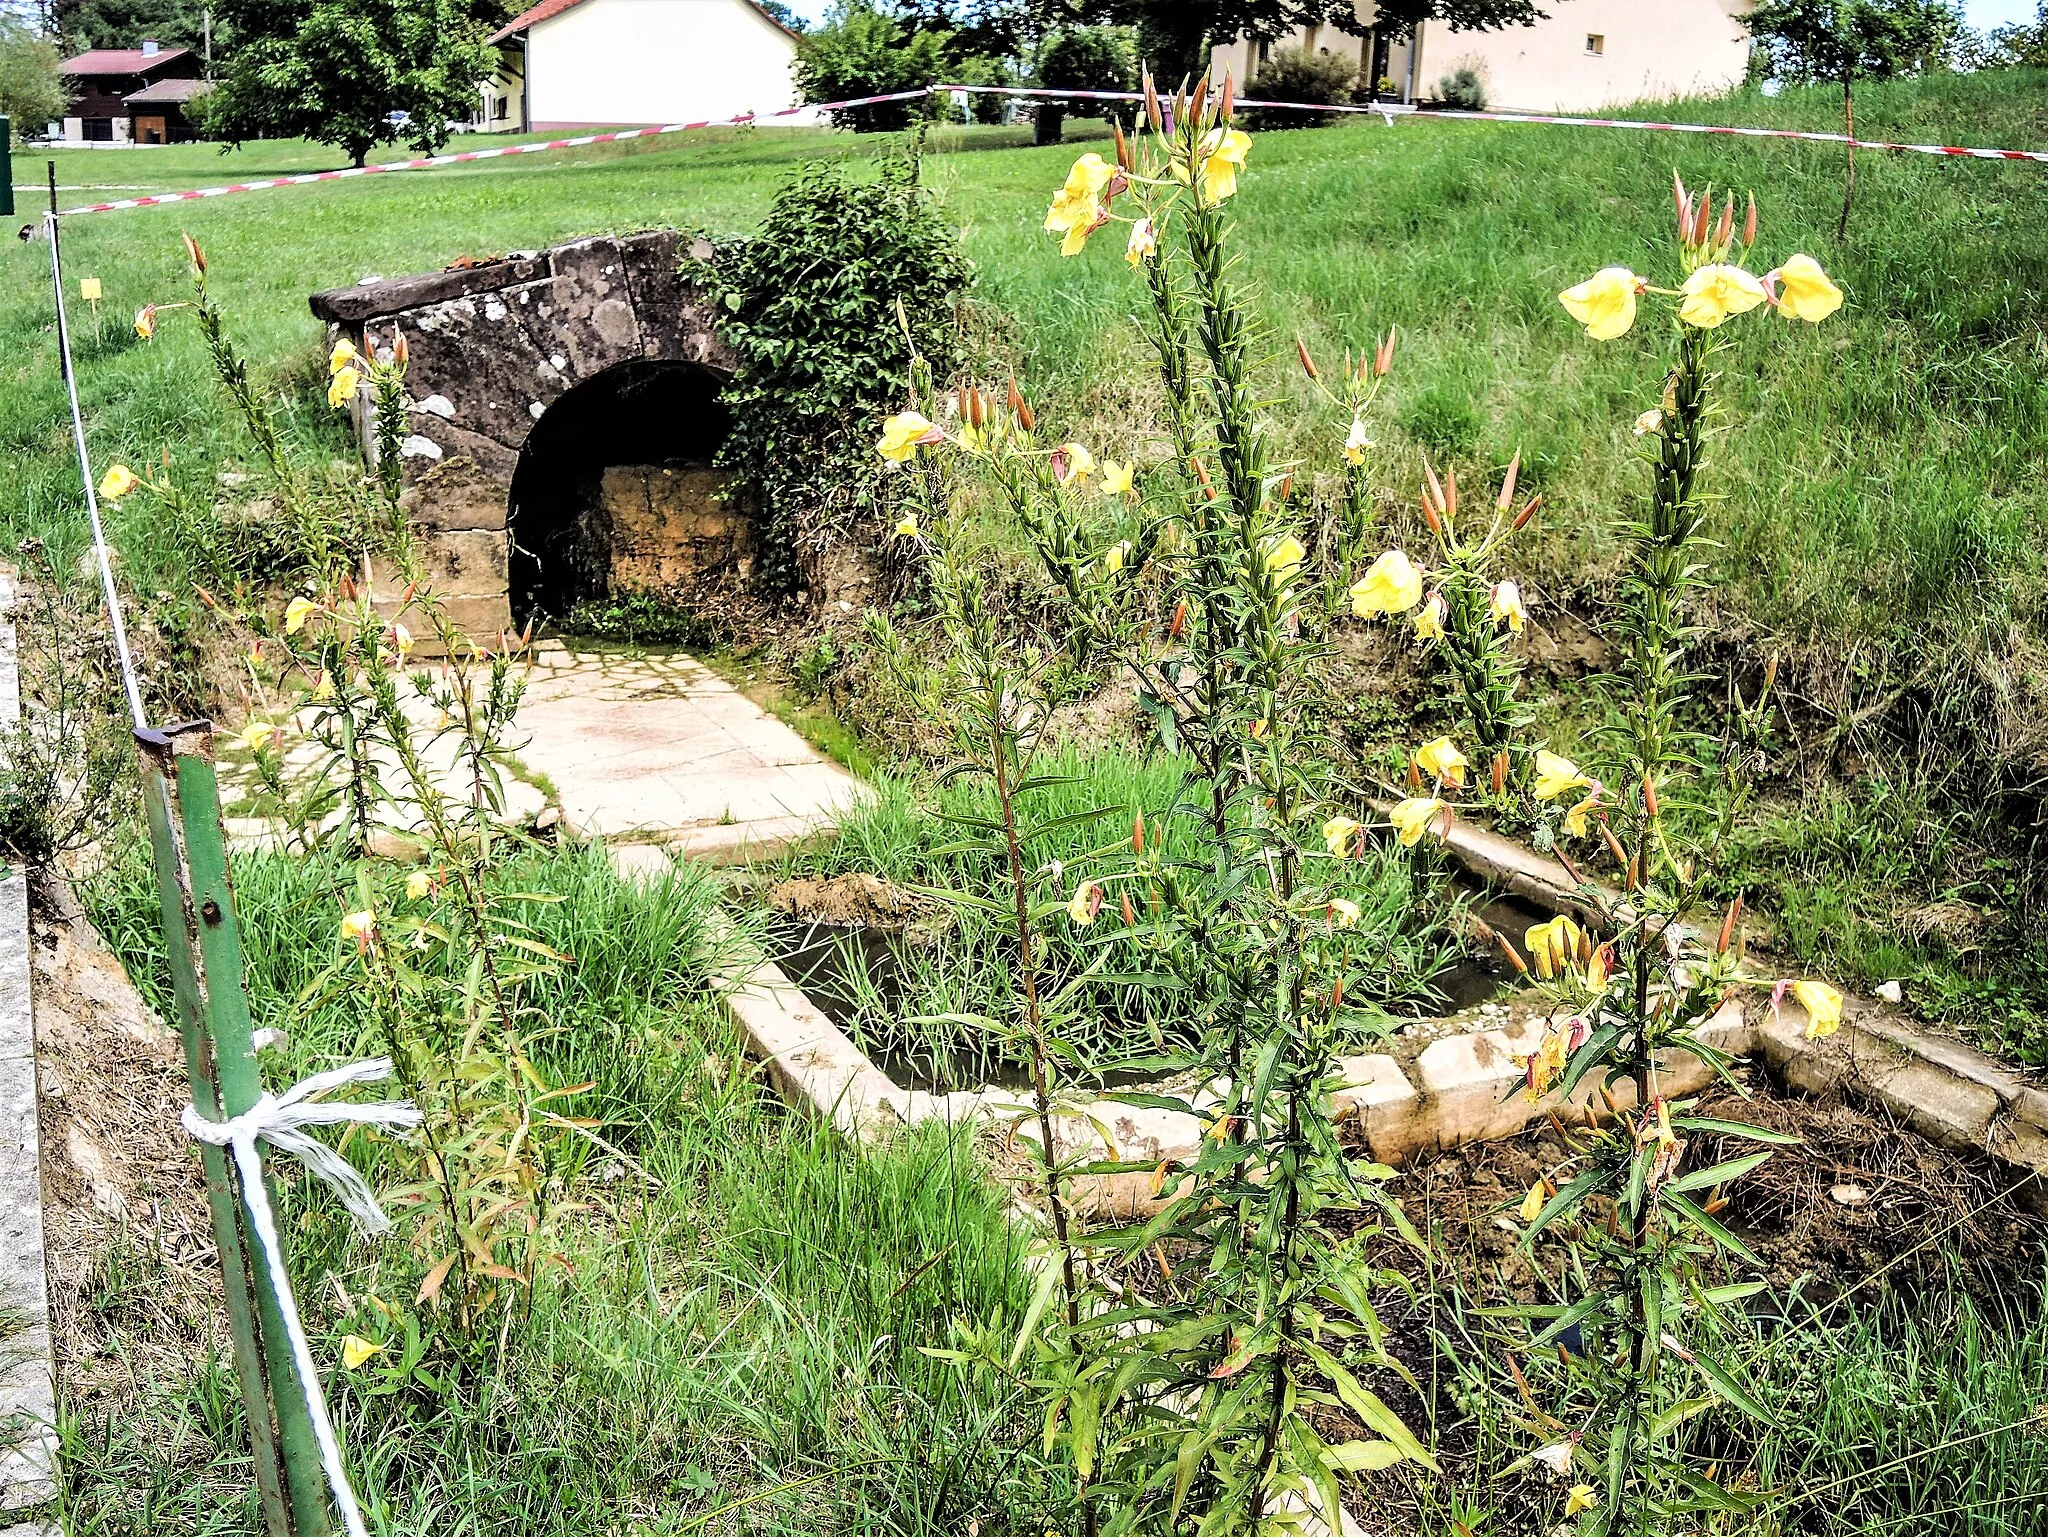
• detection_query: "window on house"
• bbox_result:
[1586,33,1606,56]
[495,95,508,118]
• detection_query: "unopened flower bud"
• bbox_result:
[1642,770,1660,818]
[1296,336,1319,380]
[1497,450,1520,513]
[1375,327,1396,376]
[1717,894,1743,955]
[1714,192,1734,250]
[1113,118,1132,171]
[1512,494,1542,532]
[1219,72,1236,121]
[1491,750,1508,795]
[1133,810,1145,854]
[1189,76,1208,125]
[1743,193,1758,247]
[1143,72,1161,132]
[1691,195,1712,248]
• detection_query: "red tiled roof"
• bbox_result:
[60,45,194,75]
[491,0,794,44]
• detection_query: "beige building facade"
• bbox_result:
[1214,1,1754,115]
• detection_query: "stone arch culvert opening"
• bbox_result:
[508,358,746,631]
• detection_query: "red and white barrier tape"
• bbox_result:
[937,83,2048,164]
[52,80,2048,218]
[55,87,936,215]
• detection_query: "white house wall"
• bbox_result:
[527,0,816,129]
[1209,1,1752,115]
[1415,0,1752,113]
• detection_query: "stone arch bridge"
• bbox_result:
[310,231,747,638]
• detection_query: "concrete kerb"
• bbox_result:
[0,578,56,1510]
[1421,812,2048,1202]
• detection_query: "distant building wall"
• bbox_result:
[524,0,815,130]
[1212,1,1752,113]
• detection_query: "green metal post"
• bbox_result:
[137,726,293,1537]
[140,723,335,1536]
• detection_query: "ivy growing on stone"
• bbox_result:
[714,141,973,598]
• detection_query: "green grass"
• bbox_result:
[70,841,1054,1536]
[775,745,1465,1088]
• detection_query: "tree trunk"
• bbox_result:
[1837,79,1857,241]
[1034,104,1065,146]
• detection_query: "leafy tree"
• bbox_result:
[1764,2,1962,213]
[1029,23,1134,143]
[1746,0,1963,235]
[1979,2,2048,67]
[752,0,807,31]
[794,1,952,131]
[1031,0,1549,81]
[200,0,500,166]
[0,16,66,137]
[55,0,211,53]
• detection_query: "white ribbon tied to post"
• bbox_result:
[182,1058,423,1537]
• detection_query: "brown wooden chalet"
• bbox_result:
[59,41,206,144]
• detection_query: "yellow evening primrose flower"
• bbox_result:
[1565,1485,1599,1517]
[895,515,919,538]
[1388,796,1447,848]
[1490,580,1527,633]
[329,339,361,376]
[1558,267,1640,341]
[1772,252,1843,323]
[1101,458,1135,497]
[237,720,274,753]
[1350,549,1425,617]
[339,910,377,947]
[1413,590,1446,643]
[1125,217,1157,267]
[1526,915,1585,981]
[1414,736,1468,789]
[1327,897,1361,928]
[389,623,414,658]
[327,366,362,409]
[1678,263,1769,329]
[1634,409,1664,437]
[1196,127,1252,202]
[284,595,320,634]
[1102,541,1128,575]
[877,411,937,463]
[1322,815,1363,859]
[1068,880,1104,926]
[97,464,141,501]
[340,1334,384,1369]
[311,669,335,702]
[1262,534,1305,578]
[1533,750,1595,803]
[1045,153,1114,256]
[406,869,434,901]
[1519,1179,1547,1223]
[1055,442,1096,482]
[1344,417,1372,465]
[134,304,157,339]
[1791,978,1844,1039]
[1562,791,1602,840]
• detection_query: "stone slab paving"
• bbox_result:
[222,643,868,864]
[519,647,870,860]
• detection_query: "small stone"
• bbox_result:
[534,805,561,831]
[1876,979,1903,1005]
[529,401,545,419]
[414,394,455,419]
[400,434,444,460]
[1830,1183,1869,1206]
